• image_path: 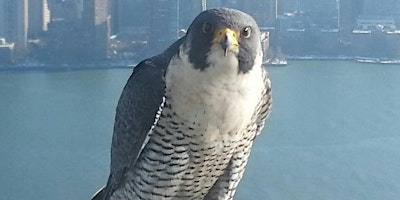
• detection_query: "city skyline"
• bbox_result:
[1,0,400,64]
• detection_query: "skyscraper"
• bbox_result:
[118,0,150,35]
[28,0,50,38]
[0,1,5,38]
[202,0,277,27]
[299,0,339,29]
[115,0,201,57]
[0,0,28,58]
[279,0,300,13]
[148,0,178,54]
[83,0,111,59]
[362,0,400,17]
[243,0,277,27]
[340,0,364,37]
[362,0,400,26]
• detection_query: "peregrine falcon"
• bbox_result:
[92,8,272,200]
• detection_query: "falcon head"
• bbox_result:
[182,8,263,74]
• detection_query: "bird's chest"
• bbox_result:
[164,80,260,143]
[138,114,249,198]
[140,86,260,196]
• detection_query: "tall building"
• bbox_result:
[279,0,300,13]
[83,0,111,59]
[28,0,50,38]
[178,1,202,31]
[115,0,201,58]
[298,0,339,29]
[149,0,179,54]
[193,0,277,28]
[49,0,80,22]
[243,0,277,27]
[74,0,84,19]
[0,1,5,37]
[110,0,119,34]
[118,0,150,35]
[220,0,242,10]
[339,0,353,37]
[0,0,28,58]
[152,0,202,52]
[362,0,400,17]
[201,0,277,27]
[340,0,364,37]
[203,0,222,9]
[361,0,400,26]
[117,0,200,37]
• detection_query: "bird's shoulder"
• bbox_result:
[100,37,185,200]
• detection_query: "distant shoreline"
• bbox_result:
[0,61,136,71]
[1,56,399,71]
[286,56,355,61]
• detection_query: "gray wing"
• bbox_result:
[255,66,272,134]
[92,38,184,200]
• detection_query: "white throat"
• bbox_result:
[164,43,264,141]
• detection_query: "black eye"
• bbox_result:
[202,22,214,34]
[241,26,252,38]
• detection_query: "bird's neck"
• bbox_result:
[163,51,264,139]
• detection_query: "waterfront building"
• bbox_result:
[204,0,276,26]
[339,0,356,38]
[0,0,28,59]
[49,0,81,22]
[148,0,179,54]
[362,0,400,19]
[113,0,201,58]
[83,0,112,59]
[279,0,299,13]
[243,0,276,28]
[28,0,50,38]
[299,0,339,29]
[356,0,400,30]
[0,37,14,63]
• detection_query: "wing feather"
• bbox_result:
[255,67,272,134]
[94,38,184,200]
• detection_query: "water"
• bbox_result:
[1,61,400,200]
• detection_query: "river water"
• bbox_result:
[1,60,400,200]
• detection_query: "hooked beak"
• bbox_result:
[212,28,239,56]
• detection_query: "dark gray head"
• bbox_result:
[183,8,262,74]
